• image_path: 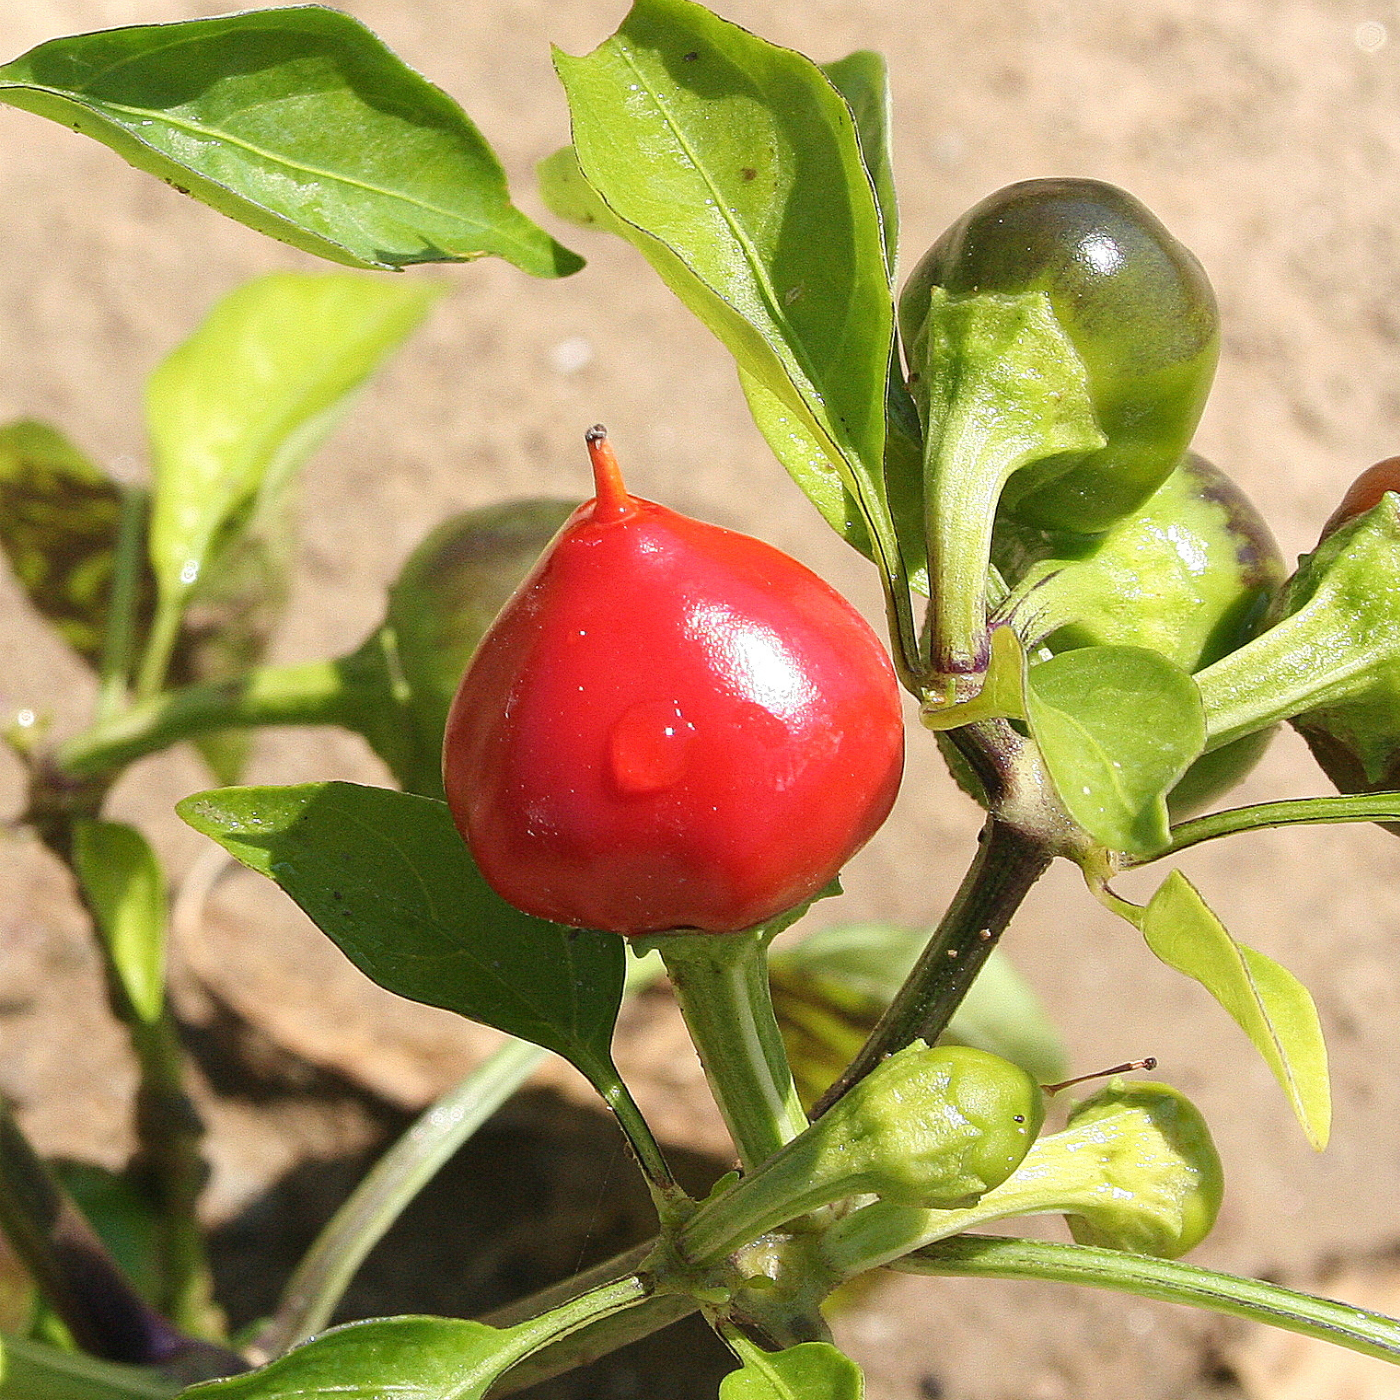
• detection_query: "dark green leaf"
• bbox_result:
[0,1334,177,1400]
[720,1337,863,1400]
[182,1317,522,1400]
[71,820,166,1025]
[1142,871,1330,1149]
[819,52,896,278]
[175,783,625,1075]
[554,0,900,578]
[0,421,138,665]
[145,273,439,643]
[0,9,580,275]
[1025,645,1205,855]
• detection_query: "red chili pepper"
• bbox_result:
[442,427,905,936]
[1318,455,1400,544]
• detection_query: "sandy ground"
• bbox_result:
[5,1,1400,1396]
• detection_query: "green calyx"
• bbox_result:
[910,286,1105,701]
[676,1044,1043,1267]
[1196,493,1400,765]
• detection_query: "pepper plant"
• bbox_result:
[3,2,1400,1397]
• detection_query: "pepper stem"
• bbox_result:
[585,424,635,523]
[658,929,808,1170]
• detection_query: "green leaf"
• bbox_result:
[71,820,166,1025]
[1142,871,1331,1149]
[175,782,625,1077]
[145,273,439,655]
[182,1317,524,1400]
[536,146,625,235]
[720,1337,863,1400]
[0,421,140,666]
[553,0,899,576]
[0,9,580,276]
[0,1334,177,1400]
[1025,645,1205,855]
[819,52,896,278]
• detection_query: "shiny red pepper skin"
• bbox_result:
[442,431,905,937]
[1318,456,1400,544]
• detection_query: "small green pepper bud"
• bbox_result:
[676,1044,1043,1266]
[819,1076,1222,1277]
[1194,483,1400,811]
[901,179,1219,534]
[1060,1080,1223,1257]
[995,453,1284,815]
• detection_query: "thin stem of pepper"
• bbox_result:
[133,594,184,703]
[811,816,1051,1118]
[57,654,383,779]
[95,486,149,724]
[897,1237,1400,1368]
[659,929,808,1170]
[586,1062,687,1221]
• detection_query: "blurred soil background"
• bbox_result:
[4,0,1400,1396]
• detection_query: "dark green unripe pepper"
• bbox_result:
[901,179,1219,535]
[347,499,577,798]
[994,453,1284,815]
[675,1043,1043,1266]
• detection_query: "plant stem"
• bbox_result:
[126,1011,221,1340]
[1143,792,1400,863]
[96,486,150,724]
[898,1236,1400,1367]
[57,656,380,779]
[588,1066,685,1215]
[0,1099,239,1378]
[811,816,1051,1118]
[247,1038,549,1364]
[659,930,808,1170]
[133,595,184,703]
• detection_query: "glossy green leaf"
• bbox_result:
[1025,645,1205,855]
[71,820,166,1025]
[554,0,900,578]
[145,273,439,648]
[0,421,140,666]
[0,1335,176,1400]
[176,782,626,1076]
[1142,871,1330,1149]
[183,1317,520,1400]
[0,9,580,276]
[819,51,896,277]
[720,1337,863,1400]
